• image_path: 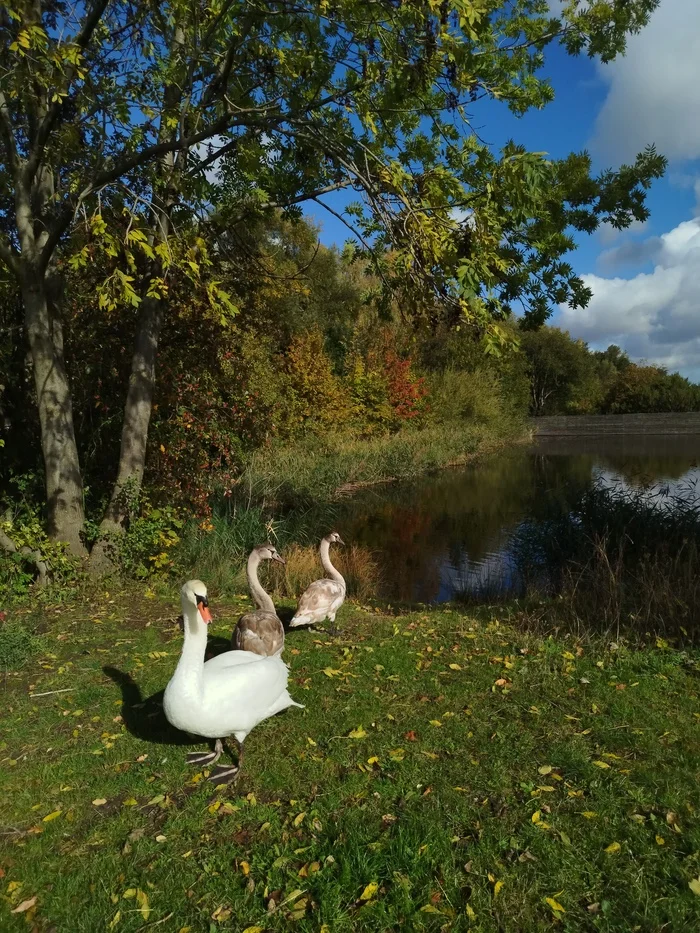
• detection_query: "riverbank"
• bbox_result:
[176,416,528,593]
[2,595,699,931]
[239,417,529,507]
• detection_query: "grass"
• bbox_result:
[238,417,526,509]
[2,592,700,932]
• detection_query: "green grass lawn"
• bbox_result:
[2,593,700,932]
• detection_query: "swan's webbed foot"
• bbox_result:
[208,763,240,785]
[187,738,223,767]
[187,750,217,765]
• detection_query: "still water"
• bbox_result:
[338,435,700,604]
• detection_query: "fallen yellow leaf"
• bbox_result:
[92,798,107,806]
[604,841,621,854]
[240,861,251,875]
[538,765,553,775]
[466,904,477,920]
[293,812,306,827]
[582,811,597,819]
[241,927,264,933]
[592,760,610,769]
[656,835,665,846]
[348,726,367,739]
[689,878,700,895]
[531,810,541,823]
[43,810,62,822]
[360,881,379,901]
[449,663,462,671]
[545,896,565,913]
[494,880,504,898]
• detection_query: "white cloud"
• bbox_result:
[559,219,700,379]
[591,0,700,164]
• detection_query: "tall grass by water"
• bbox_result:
[238,415,524,509]
[177,416,525,595]
[511,480,700,641]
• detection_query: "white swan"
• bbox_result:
[289,532,346,632]
[232,544,285,656]
[163,579,303,784]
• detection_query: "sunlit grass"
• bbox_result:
[1,594,699,931]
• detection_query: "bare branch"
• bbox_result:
[0,89,18,175]
[24,0,111,186]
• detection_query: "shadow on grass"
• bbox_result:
[101,632,231,750]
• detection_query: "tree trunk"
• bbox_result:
[88,297,163,573]
[22,277,87,558]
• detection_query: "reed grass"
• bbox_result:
[267,542,381,602]
[510,481,700,642]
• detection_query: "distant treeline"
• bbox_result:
[520,327,700,416]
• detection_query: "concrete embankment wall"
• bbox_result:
[532,413,700,436]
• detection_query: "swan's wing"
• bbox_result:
[234,611,284,656]
[295,579,344,614]
[203,647,265,674]
[201,655,292,721]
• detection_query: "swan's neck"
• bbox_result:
[320,539,345,587]
[247,552,275,614]
[171,605,207,690]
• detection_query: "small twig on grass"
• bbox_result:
[29,687,75,697]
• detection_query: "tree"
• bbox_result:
[0,0,665,562]
[601,365,700,414]
[520,327,595,415]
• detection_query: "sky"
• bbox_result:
[304,0,700,380]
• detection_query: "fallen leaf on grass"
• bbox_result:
[449,663,462,671]
[592,760,610,769]
[43,810,62,822]
[242,927,264,933]
[11,896,37,914]
[689,878,700,895]
[92,798,107,806]
[347,726,367,739]
[466,904,477,920]
[404,730,418,741]
[538,765,553,775]
[545,896,565,914]
[293,812,306,827]
[240,861,251,875]
[581,811,597,819]
[493,880,504,898]
[656,835,665,846]
[136,889,150,920]
[211,905,231,922]
[604,841,621,854]
[360,881,379,901]
[108,910,121,929]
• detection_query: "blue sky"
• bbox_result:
[305,0,700,380]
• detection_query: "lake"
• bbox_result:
[338,435,700,604]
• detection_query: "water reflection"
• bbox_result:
[339,435,700,603]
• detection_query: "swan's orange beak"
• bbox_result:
[197,601,212,623]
